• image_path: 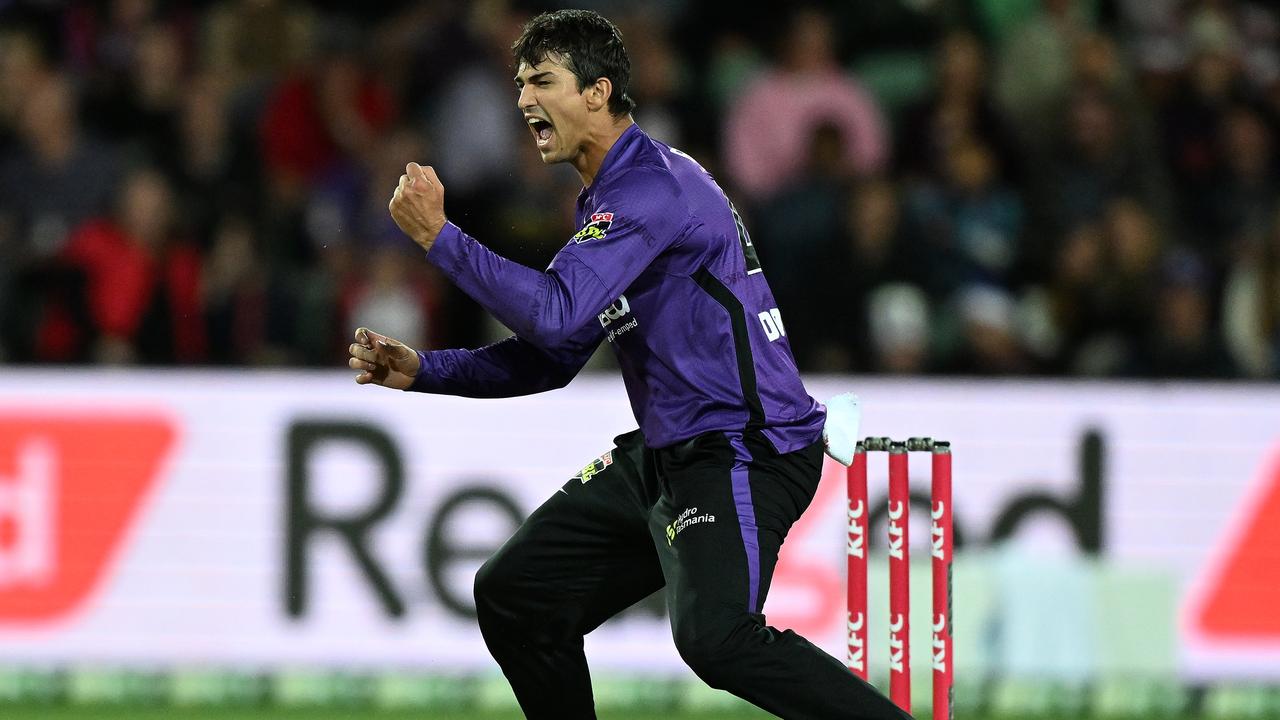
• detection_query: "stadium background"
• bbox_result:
[1,0,1279,718]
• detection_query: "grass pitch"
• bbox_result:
[0,708,1237,720]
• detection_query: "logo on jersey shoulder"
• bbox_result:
[573,451,614,484]
[572,212,614,243]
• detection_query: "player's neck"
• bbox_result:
[573,116,634,187]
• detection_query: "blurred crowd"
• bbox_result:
[1,0,1278,378]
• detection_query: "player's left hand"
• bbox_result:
[348,326,420,390]
[389,162,447,253]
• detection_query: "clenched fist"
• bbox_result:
[348,327,421,390]
[389,162,447,252]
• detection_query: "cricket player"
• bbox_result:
[348,9,911,720]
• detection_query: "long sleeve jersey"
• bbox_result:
[410,124,825,453]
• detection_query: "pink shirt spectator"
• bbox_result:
[723,9,888,201]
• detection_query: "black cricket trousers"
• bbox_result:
[473,428,913,720]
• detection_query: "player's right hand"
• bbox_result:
[349,327,420,390]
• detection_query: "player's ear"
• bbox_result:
[585,77,612,112]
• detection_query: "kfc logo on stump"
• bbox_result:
[0,415,175,624]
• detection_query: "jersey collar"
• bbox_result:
[580,123,645,198]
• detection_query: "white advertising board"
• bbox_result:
[0,372,1277,682]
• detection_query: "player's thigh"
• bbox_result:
[647,432,824,622]
[476,429,663,621]
[646,433,753,615]
[737,432,825,604]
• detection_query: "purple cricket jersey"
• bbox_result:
[411,124,825,453]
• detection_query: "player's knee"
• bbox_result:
[672,619,748,690]
[676,641,739,690]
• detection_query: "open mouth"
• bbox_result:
[527,117,554,148]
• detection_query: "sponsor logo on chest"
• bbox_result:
[599,295,639,343]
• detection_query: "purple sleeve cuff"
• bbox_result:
[424,222,467,278]
[408,349,437,393]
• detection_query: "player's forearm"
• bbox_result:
[425,223,606,349]
[408,338,582,398]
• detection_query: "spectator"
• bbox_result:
[1034,81,1169,235]
[289,234,355,367]
[71,0,165,112]
[995,0,1091,141]
[202,0,316,92]
[723,6,887,202]
[86,0,163,73]
[0,74,117,359]
[257,39,396,272]
[202,214,282,365]
[0,30,48,148]
[1198,104,1279,266]
[0,74,117,265]
[755,122,857,366]
[170,74,246,249]
[622,11,687,147]
[424,5,522,204]
[82,20,189,162]
[491,132,582,271]
[1048,221,1124,374]
[705,32,763,115]
[896,30,1019,183]
[806,178,917,372]
[1160,17,1247,227]
[51,167,206,365]
[1046,200,1166,376]
[258,41,396,200]
[1104,198,1166,338]
[1222,207,1280,378]
[0,30,53,358]
[346,245,438,353]
[1073,30,1134,94]
[1133,249,1237,378]
[1071,31,1156,160]
[946,284,1034,375]
[128,22,187,160]
[377,3,479,121]
[903,137,1024,297]
[1117,0,1185,83]
[867,283,933,375]
[357,127,435,252]
[1186,0,1280,91]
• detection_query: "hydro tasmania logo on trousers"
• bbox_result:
[665,506,716,545]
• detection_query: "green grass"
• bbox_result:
[0,708,1235,720]
[0,710,772,720]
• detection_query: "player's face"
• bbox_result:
[515,57,590,164]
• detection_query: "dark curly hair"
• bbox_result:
[512,9,636,118]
